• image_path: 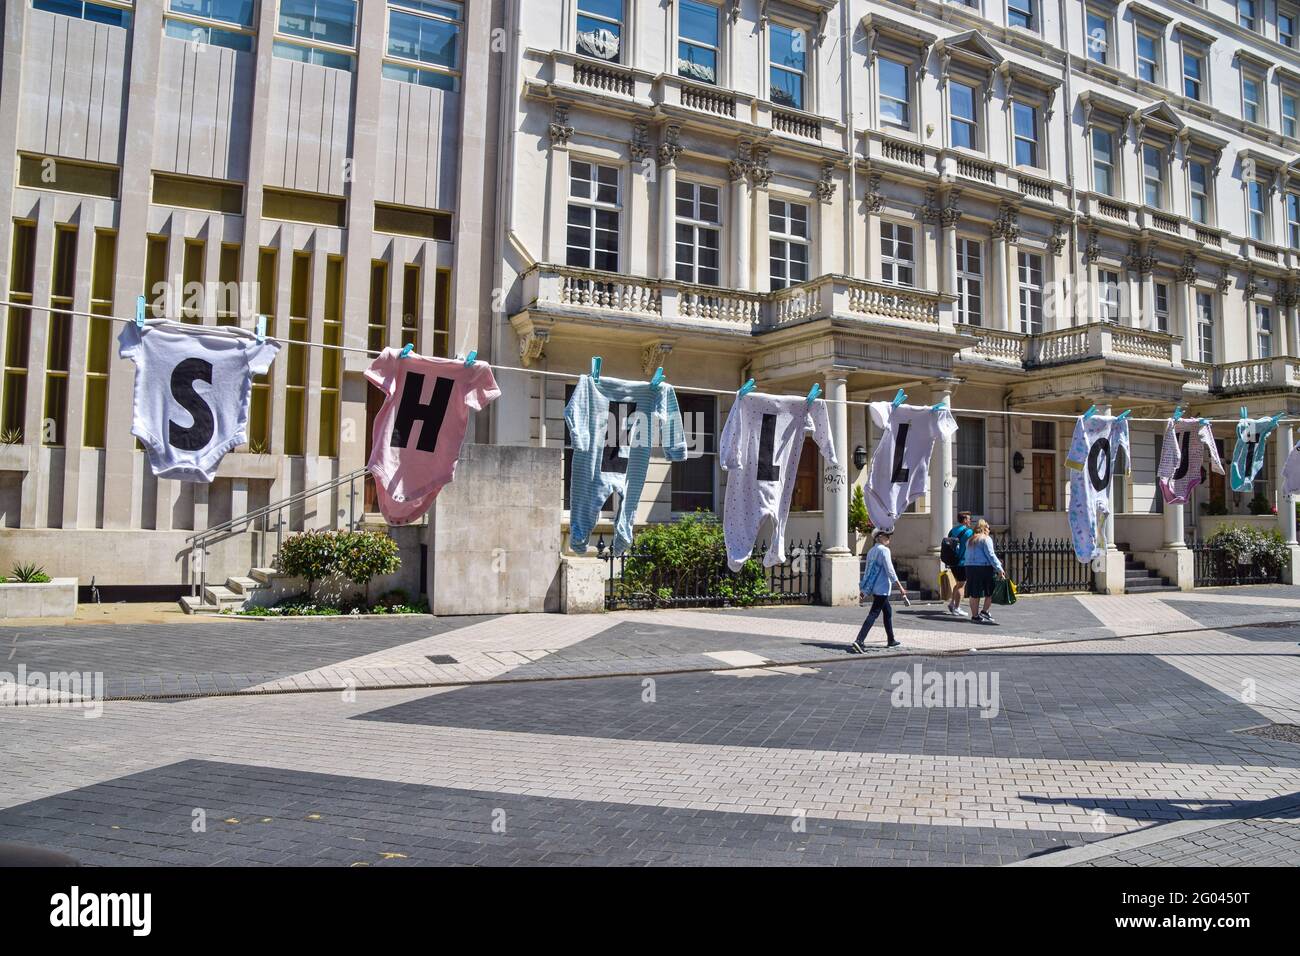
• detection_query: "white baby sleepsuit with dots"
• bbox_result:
[864,402,958,532]
[1065,414,1130,564]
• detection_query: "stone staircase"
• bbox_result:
[889,560,936,603]
[1115,544,1179,594]
[179,567,287,614]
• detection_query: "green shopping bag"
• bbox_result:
[991,576,1018,606]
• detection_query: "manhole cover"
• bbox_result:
[426,655,458,665]
[1241,723,1300,744]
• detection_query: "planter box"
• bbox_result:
[215,452,278,480]
[0,444,29,473]
[0,578,77,617]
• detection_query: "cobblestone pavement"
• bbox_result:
[1,588,1299,865]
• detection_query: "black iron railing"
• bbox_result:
[993,533,1095,594]
[602,534,822,610]
[1192,543,1283,587]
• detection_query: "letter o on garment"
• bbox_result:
[1088,436,1111,492]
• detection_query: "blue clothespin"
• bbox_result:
[891,388,907,408]
[135,295,145,329]
[591,356,602,382]
[738,378,756,397]
[1199,417,1210,427]
[1117,409,1132,422]
[1241,406,1249,420]
[1270,411,1285,424]
[463,349,477,367]
[255,314,267,344]
[1172,406,1183,422]
[806,383,821,405]
[651,367,664,387]
[399,343,414,358]
[1083,405,1097,420]
[931,397,949,412]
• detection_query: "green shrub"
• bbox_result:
[616,513,771,608]
[335,530,402,604]
[848,485,873,538]
[1206,524,1288,572]
[8,563,51,584]
[1248,492,1275,516]
[275,530,340,598]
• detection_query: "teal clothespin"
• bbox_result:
[1083,405,1097,420]
[806,383,821,405]
[463,349,477,367]
[651,367,664,387]
[738,378,756,397]
[255,314,266,344]
[591,356,602,382]
[135,295,145,329]
[1241,406,1249,420]
[1270,411,1285,424]
[1117,409,1132,422]
[399,343,414,358]
[891,388,907,408]
[1172,406,1183,422]
[931,397,949,412]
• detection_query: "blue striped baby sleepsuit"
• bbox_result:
[565,374,687,555]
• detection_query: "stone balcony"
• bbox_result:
[958,322,1185,371]
[1212,357,1300,394]
[511,265,959,348]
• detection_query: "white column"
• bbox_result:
[930,383,955,550]
[730,169,750,290]
[823,374,850,554]
[990,234,1008,331]
[545,137,570,264]
[1178,278,1196,363]
[1162,499,1185,549]
[941,220,958,298]
[1140,269,1155,330]
[1278,422,1297,545]
[658,140,681,280]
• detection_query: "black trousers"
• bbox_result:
[856,594,894,643]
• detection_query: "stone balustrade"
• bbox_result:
[1215,357,1300,393]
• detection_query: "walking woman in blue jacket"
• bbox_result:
[963,519,1005,625]
[850,529,910,653]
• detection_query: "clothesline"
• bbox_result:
[0,297,1293,426]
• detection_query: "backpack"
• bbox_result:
[940,536,961,568]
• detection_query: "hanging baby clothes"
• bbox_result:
[119,320,280,483]
[1283,439,1300,495]
[1157,418,1223,505]
[365,348,500,525]
[720,393,837,571]
[863,402,959,532]
[565,374,687,555]
[1065,413,1130,564]
[1231,414,1279,493]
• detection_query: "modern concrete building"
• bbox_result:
[2,0,1299,603]
[0,0,503,597]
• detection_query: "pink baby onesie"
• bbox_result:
[365,349,501,525]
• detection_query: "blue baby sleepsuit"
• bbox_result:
[1231,415,1279,493]
[565,374,687,555]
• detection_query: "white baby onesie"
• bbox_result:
[119,320,280,483]
[1283,440,1300,496]
[720,393,837,572]
[864,402,959,532]
[1065,414,1130,564]
[1157,418,1223,505]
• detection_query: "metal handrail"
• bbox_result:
[187,466,373,599]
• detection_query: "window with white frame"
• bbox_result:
[1086,10,1111,65]
[165,0,255,51]
[678,0,720,84]
[1284,92,1299,139]
[1257,303,1274,357]
[955,417,987,516]
[1282,8,1298,48]
[32,0,132,27]
[956,238,983,326]
[567,160,621,272]
[880,222,915,287]
[1092,127,1117,196]
[769,22,807,110]
[1289,193,1300,248]
[1189,160,1211,223]
[1008,0,1035,31]
[1242,72,1264,125]
[1142,144,1165,208]
[1239,0,1258,31]
[768,199,810,290]
[1196,290,1215,363]
[1183,48,1204,101]
[1154,281,1170,332]
[275,0,358,70]
[878,57,912,129]
[1137,31,1162,84]
[1018,251,1043,333]
[1248,178,1267,240]
[675,181,722,286]
[384,1,463,90]
[1098,269,1122,322]
[950,81,980,150]
[576,0,623,63]
[1013,102,1040,167]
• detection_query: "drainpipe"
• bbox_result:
[1058,0,1080,328]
